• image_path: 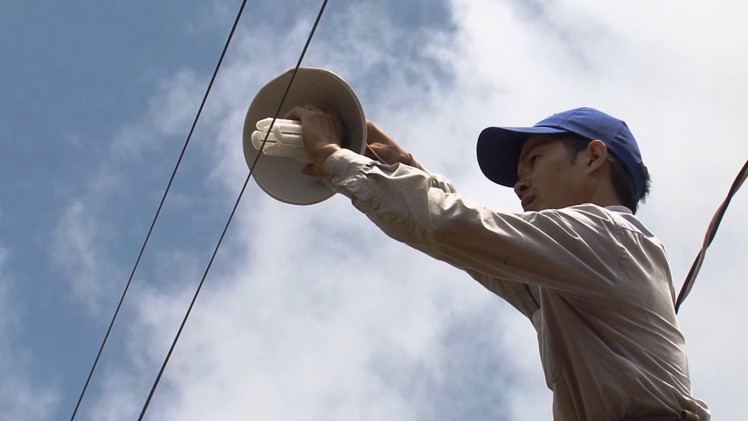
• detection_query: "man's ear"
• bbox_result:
[585,139,609,174]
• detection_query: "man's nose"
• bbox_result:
[514,179,530,199]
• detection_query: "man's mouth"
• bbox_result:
[521,195,536,211]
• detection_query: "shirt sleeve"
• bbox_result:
[323,148,624,303]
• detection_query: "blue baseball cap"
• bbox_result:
[476,107,645,200]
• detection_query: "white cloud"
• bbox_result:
[49,68,209,314]
[148,70,207,138]
[91,3,537,418]
[84,0,747,419]
[51,201,105,309]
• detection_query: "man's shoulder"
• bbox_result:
[556,203,629,217]
[542,203,622,226]
[549,204,657,239]
[565,206,666,251]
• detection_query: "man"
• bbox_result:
[286,106,710,420]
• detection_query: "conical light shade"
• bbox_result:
[242,67,366,205]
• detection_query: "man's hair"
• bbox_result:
[556,133,651,213]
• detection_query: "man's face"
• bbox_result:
[514,135,588,211]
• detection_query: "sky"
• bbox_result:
[1,0,747,419]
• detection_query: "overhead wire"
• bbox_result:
[136,0,331,419]
[69,0,250,419]
[675,158,748,313]
[66,0,746,416]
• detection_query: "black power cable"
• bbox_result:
[69,1,250,419]
[136,1,331,419]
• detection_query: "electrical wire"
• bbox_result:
[69,1,250,419]
[675,158,748,313]
[136,1,330,419]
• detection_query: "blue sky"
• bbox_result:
[2,0,747,419]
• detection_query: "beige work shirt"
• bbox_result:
[322,149,710,421]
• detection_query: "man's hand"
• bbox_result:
[285,105,344,175]
[365,121,412,165]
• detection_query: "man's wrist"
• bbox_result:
[313,143,341,166]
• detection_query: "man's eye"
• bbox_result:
[530,155,539,166]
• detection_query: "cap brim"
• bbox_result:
[476,126,568,187]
